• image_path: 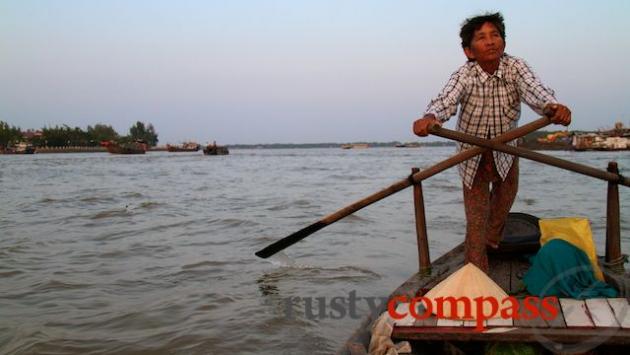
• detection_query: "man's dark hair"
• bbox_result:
[459,12,505,49]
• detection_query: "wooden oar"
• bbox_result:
[429,125,630,187]
[255,116,553,258]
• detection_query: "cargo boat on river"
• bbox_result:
[166,142,200,152]
[203,143,229,155]
[341,143,369,149]
[100,140,147,154]
[0,142,36,154]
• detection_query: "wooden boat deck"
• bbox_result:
[341,243,630,354]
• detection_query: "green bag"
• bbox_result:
[523,239,618,299]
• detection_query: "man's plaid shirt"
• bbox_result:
[425,53,557,189]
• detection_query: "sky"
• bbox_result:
[1,0,629,145]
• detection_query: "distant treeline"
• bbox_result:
[0,120,158,147]
[228,141,456,149]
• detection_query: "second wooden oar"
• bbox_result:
[429,125,630,187]
[255,117,552,258]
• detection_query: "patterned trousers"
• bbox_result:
[463,150,519,272]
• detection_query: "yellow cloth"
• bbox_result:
[538,217,604,281]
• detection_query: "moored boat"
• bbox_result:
[395,142,421,148]
[341,143,369,149]
[100,140,147,154]
[203,142,229,155]
[0,142,35,154]
[166,142,200,152]
[573,134,630,151]
[572,122,630,151]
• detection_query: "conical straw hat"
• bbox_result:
[423,263,508,320]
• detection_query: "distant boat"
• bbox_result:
[572,122,630,151]
[395,142,421,148]
[203,142,229,155]
[341,143,369,149]
[573,134,630,151]
[166,142,200,152]
[1,142,35,154]
[100,140,147,154]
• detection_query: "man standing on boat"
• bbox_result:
[412,12,571,272]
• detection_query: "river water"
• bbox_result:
[1,148,628,354]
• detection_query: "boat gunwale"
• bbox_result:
[338,243,466,354]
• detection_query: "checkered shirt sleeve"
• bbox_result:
[515,58,558,115]
[424,67,467,122]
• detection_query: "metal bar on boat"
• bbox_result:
[254,117,553,259]
[428,125,630,187]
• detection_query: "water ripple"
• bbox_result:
[1,148,627,354]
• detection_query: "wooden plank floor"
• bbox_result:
[394,298,630,329]
[392,255,630,345]
[609,298,630,328]
[487,255,530,294]
[393,297,630,345]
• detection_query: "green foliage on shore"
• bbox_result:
[40,125,95,147]
[0,121,158,147]
[128,121,158,146]
[0,121,23,147]
[88,124,120,144]
[38,124,120,147]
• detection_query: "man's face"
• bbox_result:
[463,22,505,63]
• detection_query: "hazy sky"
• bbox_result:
[1,1,629,144]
